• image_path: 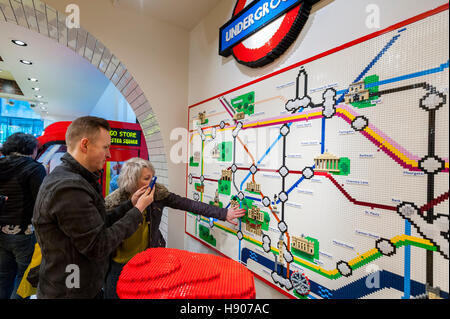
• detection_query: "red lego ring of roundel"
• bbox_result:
[231,0,313,68]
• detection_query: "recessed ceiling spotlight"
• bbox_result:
[12,40,27,46]
[32,87,40,91]
[28,77,38,82]
[35,95,43,99]
[20,59,33,65]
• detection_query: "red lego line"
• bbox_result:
[420,191,449,213]
[316,172,398,211]
[188,3,449,109]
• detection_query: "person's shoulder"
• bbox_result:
[105,188,128,210]
[154,183,171,201]
[41,165,87,191]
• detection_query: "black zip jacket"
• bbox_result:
[32,152,143,299]
[0,155,46,230]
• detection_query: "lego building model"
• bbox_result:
[314,152,340,172]
[213,189,220,207]
[198,111,207,124]
[291,236,315,256]
[246,222,262,236]
[247,207,264,222]
[233,111,245,121]
[246,181,261,193]
[344,81,370,104]
[221,169,232,181]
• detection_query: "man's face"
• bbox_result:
[85,128,111,172]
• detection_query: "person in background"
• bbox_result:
[32,116,155,299]
[0,133,46,299]
[104,157,246,299]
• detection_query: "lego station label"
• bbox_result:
[219,0,318,68]
[110,128,141,146]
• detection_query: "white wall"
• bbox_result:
[44,0,189,250]
[90,82,136,123]
[186,0,448,299]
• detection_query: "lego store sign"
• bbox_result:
[110,128,141,146]
[219,0,318,68]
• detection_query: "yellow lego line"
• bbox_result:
[348,248,380,267]
[199,217,437,278]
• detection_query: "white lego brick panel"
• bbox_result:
[185,10,449,299]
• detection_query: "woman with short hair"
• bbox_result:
[104,157,245,299]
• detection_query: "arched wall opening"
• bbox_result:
[0,0,188,245]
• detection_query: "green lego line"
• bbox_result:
[293,289,309,299]
[394,239,437,251]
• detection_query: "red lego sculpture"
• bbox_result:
[116,248,255,299]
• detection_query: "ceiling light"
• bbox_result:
[35,95,43,99]
[28,77,38,82]
[20,59,33,65]
[32,87,40,91]
[12,40,27,46]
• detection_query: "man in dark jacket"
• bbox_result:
[32,116,154,299]
[0,133,46,299]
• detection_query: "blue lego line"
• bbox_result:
[321,117,326,154]
[366,60,449,89]
[337,33,402,103]
[245,195,261,202]
[279,164,316,203]
[402,220,412,299]
[335,60,449,96]
[241,248,289,278]
[239,108,303,191]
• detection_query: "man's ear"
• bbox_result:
[79,138,89,153]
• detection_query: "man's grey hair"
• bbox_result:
[118,157,155,194]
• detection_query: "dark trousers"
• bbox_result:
[0,232,36,299]
[104,260,125,299]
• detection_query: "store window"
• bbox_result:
[0,98,44,144]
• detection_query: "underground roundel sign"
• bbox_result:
[219,0,318,68]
